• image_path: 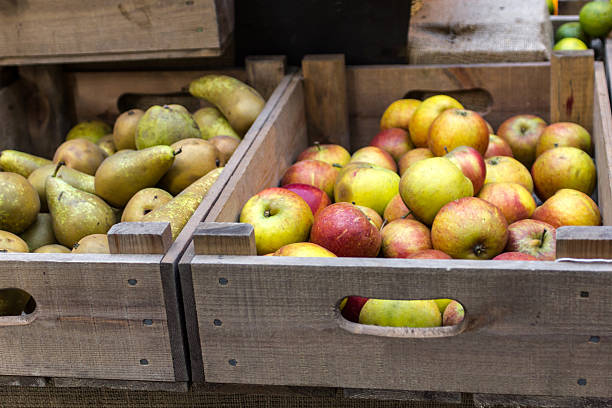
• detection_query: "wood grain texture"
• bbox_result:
[0,253,176,381]
[0,376,47,387]
[51,377,188,392]
[557,227,612,259]
[551,50,594,133]
[343,388,461,403]
[346,63,550,149]
[246,55,287,100]
[473,392,612,408]
[593,62,612,226]
[193,223,256,256]
[0,0,232,65]
[192,256,612,397]
[108,222,172,255]
[0,81,32,156]
[558,0,589,15]
[302,54,350,149]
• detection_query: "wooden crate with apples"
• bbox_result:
[0,57,290,389]
[179,51,612,403]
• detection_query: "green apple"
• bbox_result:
[334,166,400,216]
[359,299,442,328]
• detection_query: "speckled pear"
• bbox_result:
[0,150,52,177]
[19,213,57,251]
[192,107,240,140]
[0,172,40,234]
[134,105,201,150]
[28,164,96,211]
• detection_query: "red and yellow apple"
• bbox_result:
[445,145,487,194]
[369,128,414,162]
[484,156,534,193]
[398,148,434,176]
[532,189,601,227]
[442,301,465,326]
[492,252,538,261]
[273,242,336,257]
[506,219,556,260]
[497,114,547,167]
[535,122,592,157]
[383,193,413,222]
[408,95,464,148]
[350,146,397,172]
[428,109,489,157]
[485,134,514,158]
[406,249,452,259]
[477,182,536,224]
[297,142,351,167]
[282,183,331,216]
[340,296,369,323]
[380,99,421,131]
[380,219,432,258]
[280,159,338,198]
[356,205,384,229]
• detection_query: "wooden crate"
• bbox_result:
[0,57,290,387]
[0,0,233,65]
[180,52,612,400]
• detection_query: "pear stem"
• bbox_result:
[52,161,65,177]
[173,148,183,156]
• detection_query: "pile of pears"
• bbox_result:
[0,74,264,254]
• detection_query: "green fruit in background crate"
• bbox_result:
[555,22,589,44]
[553,38,589,50]
[66,120,111,143]
[135,105,201,150]
[579,1,612,38]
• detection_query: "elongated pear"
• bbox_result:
[0,150,52,177]
[95,145,176,208]
[193,107,240,140]
[143,167,223,240]
[28,164,96,211]
[46,176,116,248]
[20,213,57,251]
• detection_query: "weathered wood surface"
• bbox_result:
[51,377,188,392]
[108,222,172,255]
[192,256,612,397]
[557,0,589,15]
[0,0,234,65]
[246,55,287,100]
[593,62,612,226]
[473,392,612,408]
[193,223,256,256]
[557,227,612,259]
[343,388,462,403]
[0,253,177,381]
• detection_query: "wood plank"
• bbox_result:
[246,55,287,100]
[558,1,589,15]
[593,61,612,226]
[302,54,350,149]
[551,15,578,32]
[343,388,462,403]
[0,376,47,387]
[557,227,612,259]
[51,377,188,392]
[192,256,612,397]
[0,81,33,156]
[550,50,594,133]
[193,223,256,256]
[346,63,551,148]
[204,74,308,223]
[0,0,231,65]
[0,253,176,381]
[473,393,612,408]
[193,381,338,397]
[108,222,172,255]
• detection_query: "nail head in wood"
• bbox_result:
[108,222,172,255]
[193,222,256,256]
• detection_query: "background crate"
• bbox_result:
[0,0,233,65]
[179,52,612,400]
[0,56,290,387]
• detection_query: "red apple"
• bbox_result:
[280,159,338,198]
[409,95,464,148]
[431,197,508,260]
[445,145,487,194]
[531,146,596,201]
[428,109,490,157]
[477,182,536,224]
[497,114,547,167]
[356,205,384,229]
[297,142,351,167]
[492,252,538,261]
[443,300,465,326]
[273,242,336,257]
[340,296,369,323]
[485,134,514,158]
[240,187,314,255]
[535,122,592,157]
[370,128,414,162]
[383,193,414,222]
[407,249,452,259]
[380,99,421,131]
[310,202,382,257]
[381,219,432,258]
[282,183,331,216]
[506,219,556,260]
[532,189,601,227]
[350,146,397,172]
[398,148,434,176]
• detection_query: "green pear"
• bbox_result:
[113,109,144,150]
[359,299,442,328]
[72,234,110,254]
[166,104,190,114]
[143,167,223,240]
[46,175,116,248]
[135,105,201,150]
[97,134,116,156]
[121,188,173,222]
[28,164,96,211]
[66,120,111,143]
[94,145,176,207]
[0,172,40,234]
[0,231,29,253]
[19,213,57,251]
[193,107,240,140]
[0,150,52,178]
[34,244,71,253]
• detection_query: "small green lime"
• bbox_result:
[553,37,589,50]
[555,22,589,43]
[579,1,612,38]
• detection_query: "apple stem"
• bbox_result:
[215,158,220,167]
[264,209,271,217]
[539,229,547,247]
[52,161,65,177]
[380,219,388,230]
[444,146,449,154]
[314,141,321,151]
[473,243,486,257]
[332,163,343,169]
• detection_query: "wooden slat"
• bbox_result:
[193,223,256,256]
[246,55,287,100]
[473,393,612,408]
[346,62,551,149]
[108,222,172,255]
[0,253,175,381]
[0,0,232,65]
[0,376,47,387]
[343,388,462,403]
[557,0,589,15]
[0,81,32,156]
[302,54,350,149]
[51,377,188,392]
[192,256,612,397]
[557,227,612,259]
[551,50,594,133]
[593,61,612,226]
[550,15,578,32]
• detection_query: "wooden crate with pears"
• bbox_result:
[180,51,612,403]
[0,56,290,388]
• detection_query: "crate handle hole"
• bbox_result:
[336,296,467,338]
[403,88,493,117]
[0,288,37,326]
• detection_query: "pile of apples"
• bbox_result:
[240,94,600,261]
